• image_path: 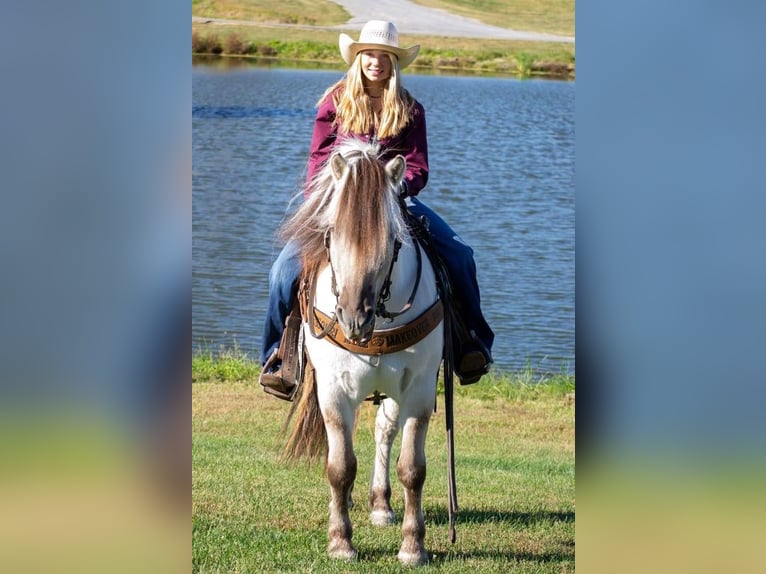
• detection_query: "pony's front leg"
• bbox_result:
[322,403,358,560]
[397,414,430,566]
[369,399,400,526]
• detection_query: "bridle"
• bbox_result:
[307,225,423,340]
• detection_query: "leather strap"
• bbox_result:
[309,299,443,355]
[279,306,302,386]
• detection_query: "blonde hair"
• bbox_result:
[317,52,415,139]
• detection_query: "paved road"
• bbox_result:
[193,0,574,44]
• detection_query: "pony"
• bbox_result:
[279,137,444,566]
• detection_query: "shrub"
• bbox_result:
[192,31,223,54]
[256,44,278,57]
[191,31,204,53]
[515,52,535,77]
[224,33,252,55]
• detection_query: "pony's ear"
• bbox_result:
[385,155,406,186]
[330,153,347,181]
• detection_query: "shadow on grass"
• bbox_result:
[358,546,574,564]
[427,507,574,527]
[431,548,574,564]
[355,507,574,564]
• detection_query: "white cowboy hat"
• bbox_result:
[339,21,420,69]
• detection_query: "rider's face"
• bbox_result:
[360,50,393,84]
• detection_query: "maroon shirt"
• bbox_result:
[306,91,429,197]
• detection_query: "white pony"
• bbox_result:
[280,138,444,566]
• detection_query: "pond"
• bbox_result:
[193,62,574,374]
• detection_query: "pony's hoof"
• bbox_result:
[328,542,358,561]
[398,548,429,566]
[370,509,397,526]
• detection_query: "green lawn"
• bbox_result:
[192,361,575,572]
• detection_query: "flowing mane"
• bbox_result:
[279,138,407,273]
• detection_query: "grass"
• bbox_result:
[191,0,350,24]
[192,351,575,572]
[411,0,574,37]
[191,0,575,78]
[192,350,575,399]
[192,346,261,383]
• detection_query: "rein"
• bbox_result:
[405,209,460,543]
[377,231,423,320]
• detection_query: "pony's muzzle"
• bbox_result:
[336,305,375,343]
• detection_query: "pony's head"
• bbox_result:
[281,138,407,342]
[327,147,406,341]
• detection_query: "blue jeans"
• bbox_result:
[260,197,494,364]
[260,240,302,364]
[408,198,494,356]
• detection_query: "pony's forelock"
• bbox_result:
[279,138,406,272]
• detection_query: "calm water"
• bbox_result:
[193,63,574,374]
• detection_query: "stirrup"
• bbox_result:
[259,349,297,401]
[455,331,493,385]
[259,303,304,401]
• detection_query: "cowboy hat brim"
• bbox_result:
[339,33,420,69]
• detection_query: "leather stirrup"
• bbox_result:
[259,303,303,401]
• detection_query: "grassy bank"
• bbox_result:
[192,0,575,79]
[193,351,575,572]
[192,348,574,401]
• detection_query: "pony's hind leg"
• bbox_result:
[369,399,399,526]
[397,413,431,566]
[323,405,358,560]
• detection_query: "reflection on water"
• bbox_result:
[192,105,312,119]
[192,54,553,79]
[193,63,574,374]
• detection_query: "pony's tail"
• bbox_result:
[280,362,327,463]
